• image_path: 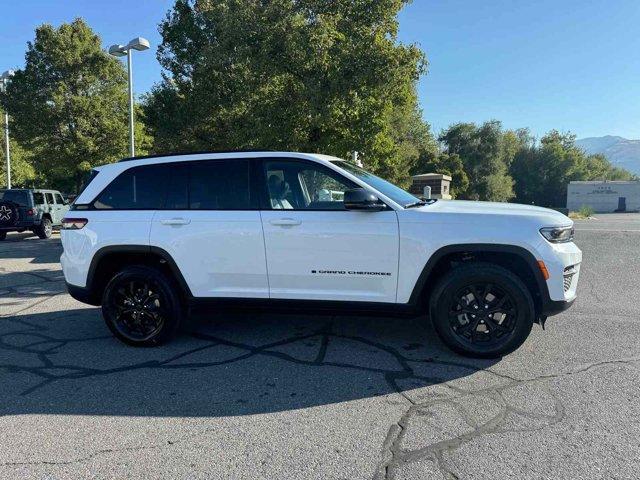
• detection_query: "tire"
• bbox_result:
[0,231,6,241]
[101,265,183,347]
[35,217,52,239]
[429,262,535,358]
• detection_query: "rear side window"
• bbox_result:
[94,165,168,210]
[33,192,44,204]
[189,160,250,210]
[45,193,54,205]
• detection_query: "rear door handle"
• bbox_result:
[270,218,302,226]
[160,218,191,226]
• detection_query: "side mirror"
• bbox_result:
[343,188,386,211]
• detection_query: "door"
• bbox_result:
[44,192,55,221]
[53,193,68,224]
[617,197,626,212]
[150,159,269,298]
[260,158,399,303]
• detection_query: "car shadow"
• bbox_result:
[0,232,62,265]
[0,308,499,418]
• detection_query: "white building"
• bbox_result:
[567,180,640,213]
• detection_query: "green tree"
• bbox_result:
[144,0,427,185]
[411,150,468,198]
[510,130,635,207]
[0,138,36,188]
[439,121,515,201]
[0,19,151,192]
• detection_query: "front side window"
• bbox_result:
[264,160,357,210]
[189,159,250,210]
[94,165,168,210]
[54,193,65,205]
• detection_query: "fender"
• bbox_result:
[407,243,552,313]
[85,244,193,298]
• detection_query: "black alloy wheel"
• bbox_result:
[448,283,517,349]
[102,265,182,346]
[430,263,535,358]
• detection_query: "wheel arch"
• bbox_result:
[85,245,192,305]
[409,244,550,317]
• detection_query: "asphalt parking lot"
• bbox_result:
[1,213,639,480]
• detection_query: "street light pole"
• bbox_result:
[127,49,135,157]
[1,70,15,189]
[108,37,150,158]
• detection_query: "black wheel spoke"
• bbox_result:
[109,278,166,341]
[448,281,518,348]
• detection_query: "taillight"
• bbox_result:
[61,218,88,230]
[26,209,34,216]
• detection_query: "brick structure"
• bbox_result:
[409,173,452,200]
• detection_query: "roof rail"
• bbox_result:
[118,149,275,162]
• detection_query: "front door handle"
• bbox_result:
[270,218,302,226]
[160,218,191,226]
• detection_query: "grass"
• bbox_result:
[569,205,595,219]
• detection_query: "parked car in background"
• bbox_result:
[0,188,70,240]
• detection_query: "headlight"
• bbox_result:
[540,226,574,243]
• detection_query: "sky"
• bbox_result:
[0,0,638,140]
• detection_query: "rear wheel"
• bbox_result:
[429,263,535,358]
[102,265,183,346]
[35,217,52,239]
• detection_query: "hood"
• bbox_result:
[413,199,572,226]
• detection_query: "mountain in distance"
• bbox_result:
[576,135,640,176]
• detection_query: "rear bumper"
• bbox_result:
[66,282,100,306]
[0,220,41,231]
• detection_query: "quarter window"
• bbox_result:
[94,165,168,210]
[32,192,44,204]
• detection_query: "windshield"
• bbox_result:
[332,161,422,207]
[0,190,30,206]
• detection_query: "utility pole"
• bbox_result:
[1,70,14,189]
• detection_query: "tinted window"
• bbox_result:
[55,193,65,205]
[33,192,45,204]
[189,160,250,210]
[264,160,357,210]
[94,165,168,210]
[0,190,29,206]
[45,193,54,205]
[165,163,189,210]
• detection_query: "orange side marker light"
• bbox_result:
[537,260,550,280]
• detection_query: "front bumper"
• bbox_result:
[66,281,100,306]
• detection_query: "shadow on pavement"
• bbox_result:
[0,308,499,418]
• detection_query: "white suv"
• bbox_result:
[60,151,581,357]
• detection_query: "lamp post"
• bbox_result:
[108,37,150,158]
[1,70,15,189]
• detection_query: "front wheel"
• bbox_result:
[102,265,183,346]
[429,263,535,358]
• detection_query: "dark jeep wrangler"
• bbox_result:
[0,189,69,240]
